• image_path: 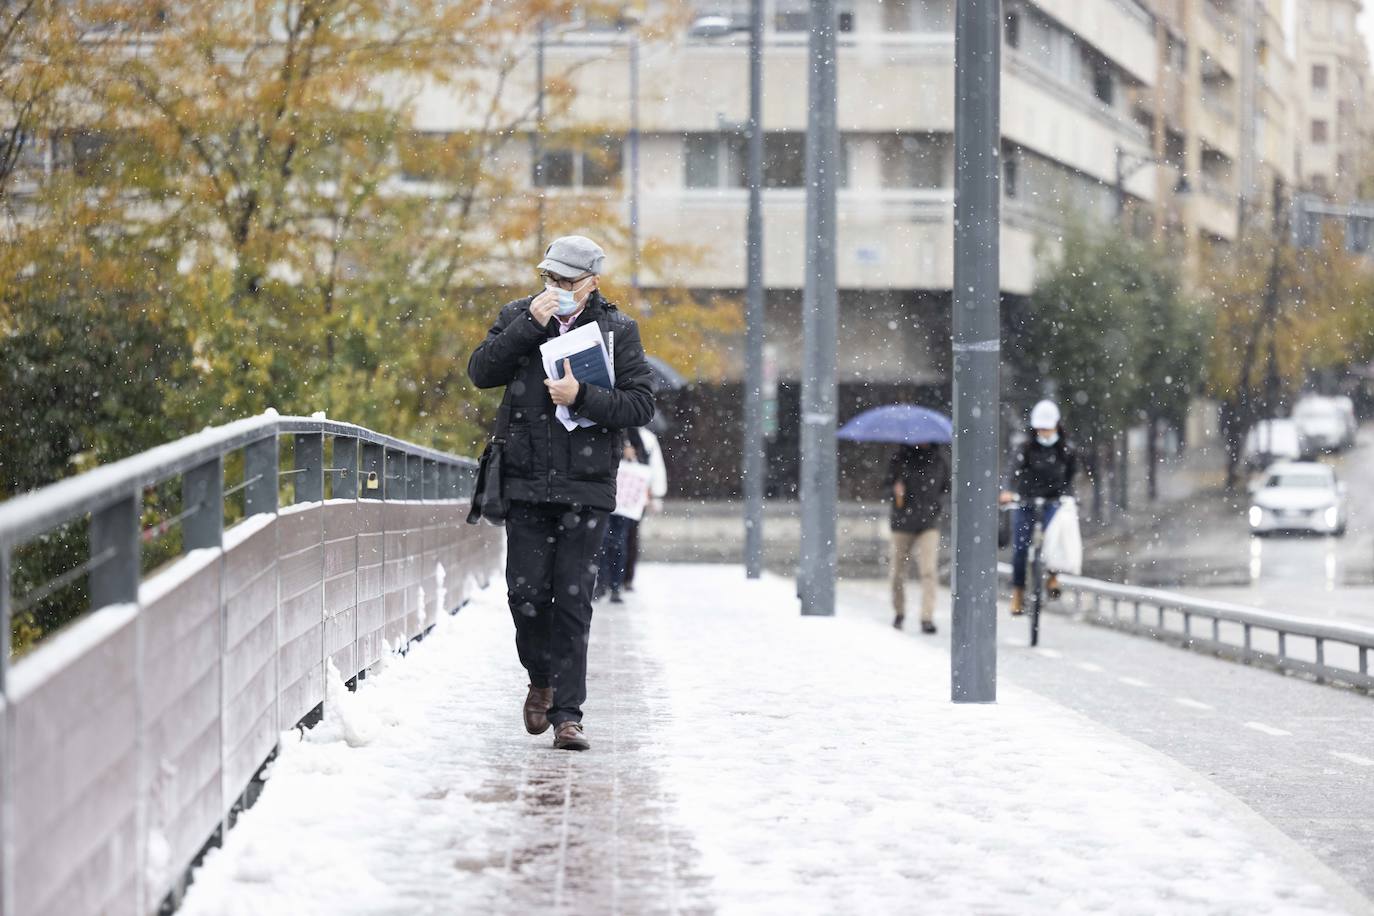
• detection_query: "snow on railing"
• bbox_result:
[0,414,500,915]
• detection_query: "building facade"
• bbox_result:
[1293,0,1369,199]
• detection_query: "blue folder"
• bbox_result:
[553,344,613,390]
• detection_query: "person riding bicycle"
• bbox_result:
[999,400,1078,616]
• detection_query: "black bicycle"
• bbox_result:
[1004,496,1059,647]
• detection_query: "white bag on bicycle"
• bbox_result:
[1041,497,1082,575]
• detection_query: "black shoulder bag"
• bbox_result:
[467,394,511,526]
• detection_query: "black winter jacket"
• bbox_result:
[888,446,950,533]
[467,291,655,512]
[1010,435,1078,501]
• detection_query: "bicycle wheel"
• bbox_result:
[1029,549,1045,647]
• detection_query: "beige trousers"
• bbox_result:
[890,528,939,622]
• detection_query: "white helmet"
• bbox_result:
[1030,400,1061,429]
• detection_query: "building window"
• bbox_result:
[398,132,475,183]
[1167,37,1187,74]
[774,0,854,32]
[52,130,115,179]
[763,133,805,187]
[1312,64,1329,92]
[1003,150,1018,199]
[1312,119,1329,144]
[1093,61,1115,106]
[1004,9,1020,48]
[883,0,953,32]
[534,137,623,189]
[685,132,848,189]
[879,134,949,188]
[684,133,747,188]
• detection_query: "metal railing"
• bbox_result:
[0,413,499,916]
[1000,564,1374,692]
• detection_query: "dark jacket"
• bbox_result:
[1010,434,1078,500]
[467,291,655,512]
[888,445,950,533]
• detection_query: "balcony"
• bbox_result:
[1195,6,1240,80]
[1198,93,1241,159]
[1195,174,1239,240]
[640,188,1040,295]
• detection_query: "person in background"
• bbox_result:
[999,399,1078,615]
[888,441,950,633]
[621,425,668,593]
[597,431,649,603]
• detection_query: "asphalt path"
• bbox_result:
[841,578,1374,904]
[1089,424,1374,629]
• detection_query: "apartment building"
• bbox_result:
[412,1,1160,493]
[1294,0,1370,198]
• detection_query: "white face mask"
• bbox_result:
[1036,432,1060,447]
[546,277,593,316]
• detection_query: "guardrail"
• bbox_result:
[1000,564,1374,692]
[0,413,503,916]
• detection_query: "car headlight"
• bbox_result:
[1249,506,1263,527]
[1324,506,1339,527]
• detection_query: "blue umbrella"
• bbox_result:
[837,405,952,445]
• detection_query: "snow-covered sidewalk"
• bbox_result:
[180,564,1365,915]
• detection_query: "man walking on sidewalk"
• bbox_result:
[888,443,950,633]
[467,236,655,751]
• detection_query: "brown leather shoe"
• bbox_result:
[553,721,590,751]
[1010,588,1025,616]
[523,685,553,735]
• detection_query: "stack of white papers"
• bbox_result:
[540,323,616,432]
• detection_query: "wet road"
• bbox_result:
[841,578,1374,905]
[1089,424,1374,629]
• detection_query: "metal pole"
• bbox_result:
[629,28,641,303]
[951,0,1001,702]
[743,0,765,579]
[798,0,838,616]
[182,456,224,550]
[90,492,140,612]
[534,19,547,254]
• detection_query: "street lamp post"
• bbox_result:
[690,7,766,579]
[798,0,838,616]
[534,19,548,254]
[625,9,642,304]
[950,0,1001,703]
[743,1,765,578]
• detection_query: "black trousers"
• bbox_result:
[505,500,609,726]
[623,520,640,586]
[598,514,633,592]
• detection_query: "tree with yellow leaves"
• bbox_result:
[7,0,736,466]
[1207,214,1374,487]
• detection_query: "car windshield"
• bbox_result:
[1266,472,1331,489]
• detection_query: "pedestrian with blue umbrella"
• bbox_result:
[838,406,952,633]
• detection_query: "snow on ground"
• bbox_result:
[179,583,530,916]
[178,563,1358,915]
[643,565,1353,915]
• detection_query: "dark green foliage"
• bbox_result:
[1015,226,1207,448]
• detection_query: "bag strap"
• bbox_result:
[492,387,512,445]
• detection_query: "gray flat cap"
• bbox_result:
[538,235,606,278]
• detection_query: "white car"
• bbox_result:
[1242,419,1307,469]
[1248,462,1348,537]
[1293,397,1351,452]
